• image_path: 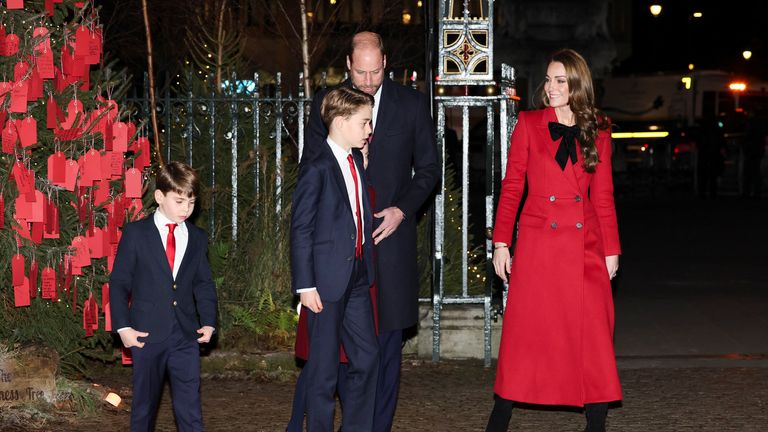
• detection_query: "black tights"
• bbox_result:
[484,395,609,432]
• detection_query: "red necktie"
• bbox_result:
[347,154,363,259]
[166,223,176,272]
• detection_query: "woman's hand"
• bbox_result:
[493,245,512,283]
[606,255,619,280]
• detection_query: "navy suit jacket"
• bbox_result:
[291,141,375,302]
[109,216,218,344]
[303,79,439,331]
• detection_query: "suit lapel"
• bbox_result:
[323,141,356,224]
[368,79,398,157]
[538,107,581,192]
[176,225,195,279]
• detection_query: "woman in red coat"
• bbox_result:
[485,49,621,432]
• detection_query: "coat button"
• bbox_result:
[550,222,558,229]
[172,300,177,306]
[576,222,583,229]
[172,283,177,290]
[575,195,581,202]
[549,195,556,202]
[347,257,353,261]
[351,234,356,240]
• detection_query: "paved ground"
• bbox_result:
[8,194,768,431]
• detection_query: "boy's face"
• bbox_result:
[338,105,373,149]
[154,190,196,223]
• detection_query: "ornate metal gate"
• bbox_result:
[426,0,518,367]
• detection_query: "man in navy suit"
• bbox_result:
[291,87,379,431]
[301,32,439,431]
[110,162,218,432]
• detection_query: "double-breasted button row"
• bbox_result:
[172,283,177,290]
[549,195,582,202]
[172,300,177,306]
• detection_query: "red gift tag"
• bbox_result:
[101,151,113,178]
[10,80,28,113]
[94,179,110,207]
[83,300,93,336]
[7,0,24,9]
[16,116,37,147]
[44,200,60,239]
[29,259,38,299]
[0,82,12,99]
[135,137,151,170]
[12,254,25,286]
[29,190,45,223]
[126,122,137,147]
[41,267,56,299]
[113,194,126,227]
[2,121,18,154]
[124,168,142,198]
[0,196,4,228]
[71,236,91,268]
[30,221,43,244]
[14,195,33,220]
[64,159,79,191]
[13,61,29,82]
[48,151,67,184]
[61,99,84,129]
[4,34,20,56]
[15,281,31,307]
[112,122,128,152]
[86,27,102,65]
[11,161,34,195]
[74,26,90,58]
[33,27,51,54]
[110,151,124,178]
[28,68,44,101]
[71,277,78,314]
[46,95,64,129]
[102,283,112,332]
[87,227,106,259]
[44,0,54,15]
[89,295,99,330]
[80,148,102,185]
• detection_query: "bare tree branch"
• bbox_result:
[141,0,164,167]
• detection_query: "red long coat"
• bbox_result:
[492,107,622,407]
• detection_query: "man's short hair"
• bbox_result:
[320,87,375,130]
[348,31,385,59]
[156,161,200,198]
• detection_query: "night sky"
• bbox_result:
[615,1,768,77]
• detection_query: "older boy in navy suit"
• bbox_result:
[290,87,379,431]
[110,161,218,432]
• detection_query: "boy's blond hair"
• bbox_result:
[320,87,375,129]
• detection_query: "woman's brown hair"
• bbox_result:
[536,49,609,173]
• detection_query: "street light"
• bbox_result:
[743,50,753,60]
[650,4,662,17]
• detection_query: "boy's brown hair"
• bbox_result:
[320,87,375,129]
[156,161,200,198]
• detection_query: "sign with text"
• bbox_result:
[0,347,57,406]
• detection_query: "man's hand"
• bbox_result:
[373,207,405,244]
[300,290,324,314]
[118,328,149,349]
[197,326,215,343]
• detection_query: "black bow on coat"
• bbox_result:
[548,122,580,170]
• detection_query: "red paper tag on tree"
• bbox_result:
[12,254,26,286]
[2,121,18,154]
[41,267,56,299]
[7,0,24,10]
[124,168,142,198]
[102,283,112,332]
[64,159,79,191]
[0,196,5,228]
[44,200,60,239]
[10,80,28,113]
[29,259,39,299]
[71,236,92,268]
[48,151,67,184]
[16,116,37,147]
[112,122,128,152]
[74,26,90,58]
[80,148,102,185]
[46,95,63,129]
[15,280,31,307]
[4,34,20,56]
[61,99,84,129]
[135,137,151,169]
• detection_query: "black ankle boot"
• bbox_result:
[584,402,608,432]
[485,394,514,432]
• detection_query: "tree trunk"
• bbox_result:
[141,0,165,167]
[300,0,311,96]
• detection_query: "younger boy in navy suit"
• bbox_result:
[110,161,218,432]
[290,87,379,431]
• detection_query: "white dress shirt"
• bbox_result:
[154,210,189,280]
[372,84,382,132]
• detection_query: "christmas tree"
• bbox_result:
[0,0,153,375]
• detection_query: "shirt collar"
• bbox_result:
[326,136,352,162]
[154,209,186,232]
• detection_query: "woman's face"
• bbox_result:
[544,61,570,108]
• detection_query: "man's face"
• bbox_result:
[347,46,386,96]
